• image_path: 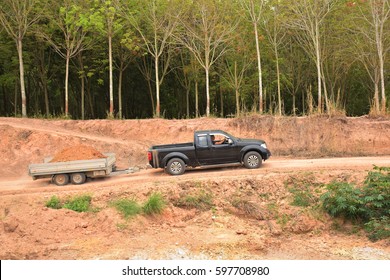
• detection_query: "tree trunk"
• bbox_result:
[108,33,114,117]
[254,21,263,113]
[118,67,123,119]
[65,51,70,117]
[195,80,199,118]
[378,44,386,113]
[315,22,322,114]
[155,55,160,118]
[235,61,240,117]
[205,66,210,117]
[78,53,85,120]
[374,69,380,113]
[17,37,27,117]
[186,86,190,119]
[220,83,223,117]
[275,45,281,116]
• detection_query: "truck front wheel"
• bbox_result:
[52,174,70,186]
[70,173,86,185]
[166,158,186,175]
[243,151,262,169]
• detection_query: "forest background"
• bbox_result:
[0,0,389,120]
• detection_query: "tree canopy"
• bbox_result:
[0,0,389,119]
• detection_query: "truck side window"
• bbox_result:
[197,135,207,147]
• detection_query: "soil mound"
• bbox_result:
[50,145,105,162]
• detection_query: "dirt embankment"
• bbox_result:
[0,116,389,260]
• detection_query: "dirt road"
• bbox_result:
[1,156,389,194]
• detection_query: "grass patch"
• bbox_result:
[285,174,322,207]
[143,193,166,215]
[45,194,93,213]
[175,190,213,211]
[231,198,267,220]
[111,198,141,219]
[63,195,92,212]
[46,196,62,209]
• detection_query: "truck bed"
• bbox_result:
[151,142,193,150]
[28,153,116,178]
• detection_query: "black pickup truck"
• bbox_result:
[148,130,271,175]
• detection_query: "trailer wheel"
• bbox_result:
[52,174,69,186]
[166,158,186,175]
[70,173,86,185]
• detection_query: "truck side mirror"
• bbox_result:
[228,138,233,145]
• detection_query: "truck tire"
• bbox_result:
[243,151,262,169]
[52,174,70,186]
[70,173,86,185]
[166,158,186,175]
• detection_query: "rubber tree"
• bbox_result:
[238,0,266,113]
[121,0,181,118]
[38,0,90,118]
[0,0,43,117]
[88,0,124,118]
[177,0,238,117]
[263,1,288,116]
[285,0,339,113]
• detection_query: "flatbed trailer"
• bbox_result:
[28,153,118,186]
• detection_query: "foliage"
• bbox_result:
[45,194,93,212]
[142,193,166,215]
[365,217,390,241]
[45,195,62,209]
[321,182,365,219]
[63,195,92,212]
[321,166,390,241]
[111,198,141,219]
[175,190,214,211]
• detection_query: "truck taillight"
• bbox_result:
[147,151,152,161]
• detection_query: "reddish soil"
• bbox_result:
[50,145,106,162]
[0,116,389,260]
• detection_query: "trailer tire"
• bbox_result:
[52,174,70,186]
[166,158,186,175]
[70,173,86,185]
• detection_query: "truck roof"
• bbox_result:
[195,130,228,134]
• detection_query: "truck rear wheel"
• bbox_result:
[70,173,86,185]
[243,151,262,169]
[52,174,69,186]
[166,158,186,175]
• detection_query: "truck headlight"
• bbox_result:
[261,143,267,149]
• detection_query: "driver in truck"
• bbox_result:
[211,134,226,145]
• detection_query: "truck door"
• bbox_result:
[194,134,213,165]
[209,133,238,164]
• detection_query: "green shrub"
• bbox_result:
[63,195,92,212]
[175,190,213,211]
[46,196,62,209]
[111,198,141,218]
[321,182,365,219]
[321,166,390,241]
[143,193,166,215]
[365,217,390,241]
